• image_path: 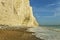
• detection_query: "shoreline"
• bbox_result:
[0,26,43,40]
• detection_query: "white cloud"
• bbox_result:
[33,7,56,17]
[54,7,60,16]
[33,1,60,17]
[47,4,56,7]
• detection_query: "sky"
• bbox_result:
[30,0,60,25]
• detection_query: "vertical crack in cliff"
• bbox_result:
[22,15,30,25]
[1,2,5,6]
[13,7,17,15]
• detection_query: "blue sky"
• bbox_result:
[30,0,60,25]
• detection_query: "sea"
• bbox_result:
[28,25,60,40]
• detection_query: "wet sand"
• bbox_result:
[0,27,42,40]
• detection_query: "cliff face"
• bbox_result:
[0,0,38,27]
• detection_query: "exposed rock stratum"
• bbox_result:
[0,0,38,27]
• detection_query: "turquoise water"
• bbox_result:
[28,26,60,40]
[40,25,60,28]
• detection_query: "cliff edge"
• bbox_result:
[0,0,38,27]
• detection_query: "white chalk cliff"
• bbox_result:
[0,0,38,27]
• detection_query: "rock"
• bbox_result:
[0,0,38,27]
